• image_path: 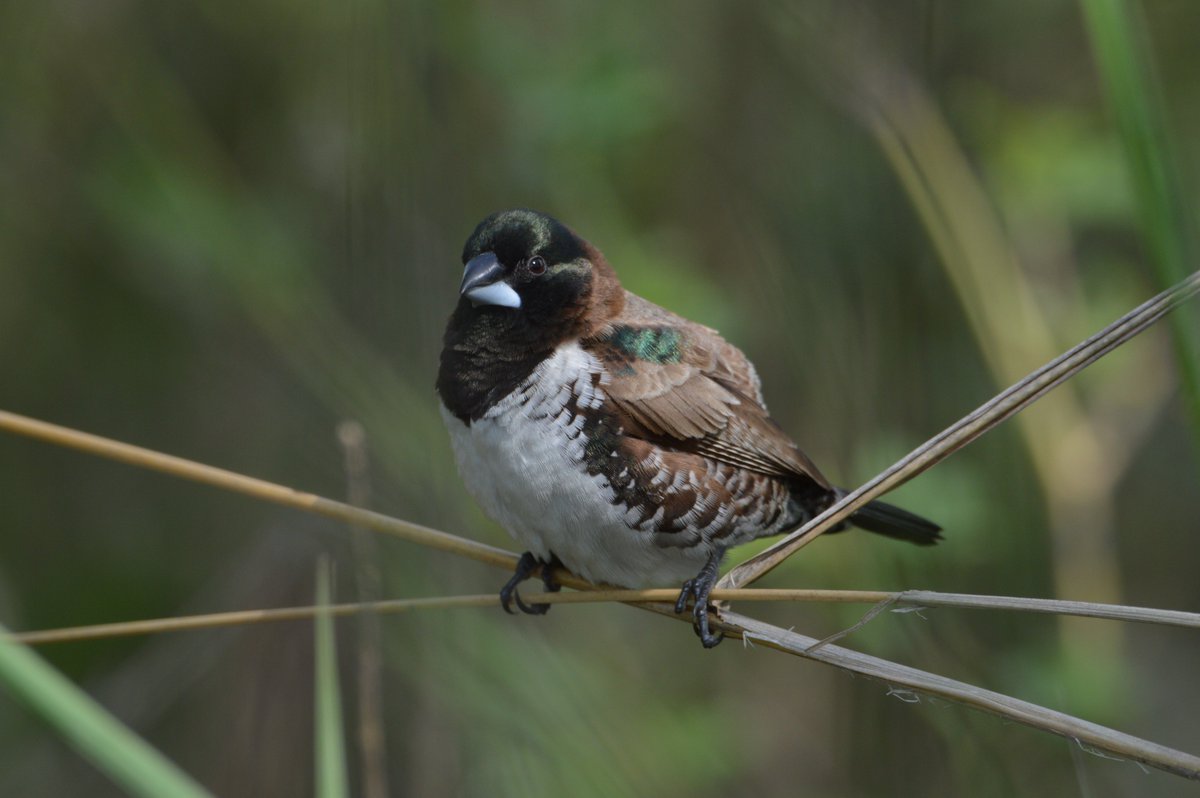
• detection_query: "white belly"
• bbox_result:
[440,344,708,587]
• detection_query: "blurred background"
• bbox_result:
[1,1,1198,796]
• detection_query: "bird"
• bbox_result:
[437,209,941,647]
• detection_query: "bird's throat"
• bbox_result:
[436,308,558,423]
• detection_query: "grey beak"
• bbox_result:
[460,252,521,309]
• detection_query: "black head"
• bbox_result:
[456,209,603,326]
[438,209,625,421]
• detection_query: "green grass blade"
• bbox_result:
[1081,0,1200,447]
[0,622,211,798]
[315,558,350,798]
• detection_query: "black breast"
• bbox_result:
[437,305,554,423]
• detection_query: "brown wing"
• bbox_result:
[582,292,831,489]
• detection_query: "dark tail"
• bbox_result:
[845,493,942,546]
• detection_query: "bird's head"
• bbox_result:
[455,209,623,336]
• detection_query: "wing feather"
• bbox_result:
[583,292,830,488]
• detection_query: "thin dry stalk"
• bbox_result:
[336,420,389,798]
[7,588,1200,778]
[0,410,520,572]
[9,588,1199,646]
[721,270,1200,589]
[7,596,499,646]
[724,612,1200,781]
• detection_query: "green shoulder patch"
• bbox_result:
[609,326,684,364]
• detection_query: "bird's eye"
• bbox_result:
[528,256,547,275]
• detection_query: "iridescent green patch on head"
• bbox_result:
[461,208,584,269]
[610,326,684,364]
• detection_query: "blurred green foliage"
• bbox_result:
[0,621,211,797]
[1,1,1198,796]
[314,560,349,798]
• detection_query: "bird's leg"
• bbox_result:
[500,551,558,616]
[500,552,540,615]
[540,553,563,595]
[674,547,726,648]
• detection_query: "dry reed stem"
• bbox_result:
[337,420,389,798]
[6,586,1197,778]
[724,612,1200,780]
[9,588,1199,646]
[0,410,520,572]
[721,269,1200,589]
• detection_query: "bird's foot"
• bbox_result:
[674,548,725,648]
[500,552,560,616]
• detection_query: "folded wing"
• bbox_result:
[583,293,830,490]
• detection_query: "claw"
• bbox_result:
[499,552,558,616]
[513,589,549,616]
[674,578,696,615]
[694,602,724,649]
[673,547,726,648]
